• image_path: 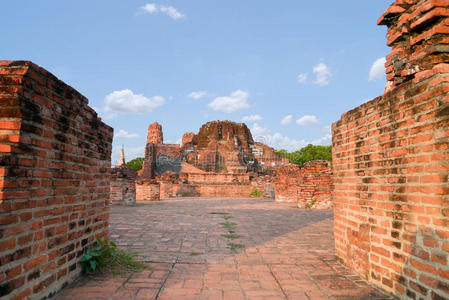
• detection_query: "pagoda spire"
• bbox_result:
[118,145,126,165]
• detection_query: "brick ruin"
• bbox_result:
[110,147,136,206]
[274,164,302,203]
[109,120,334,203]
[333,0,449,298]
[134,120,278,200]
[0,61,113,299]
[275,160,333,209]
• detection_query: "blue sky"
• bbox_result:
[1,1,392,164]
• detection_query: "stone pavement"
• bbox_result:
[55,198,394,300]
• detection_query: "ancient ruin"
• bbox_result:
[134,120,281,200]
[2,0,449,299]
[275,160,333,209]
[110,147,136,206]
[333,0,449,298]
[110,120,334,205]
[0,61,113,299]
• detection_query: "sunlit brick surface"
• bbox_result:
[56,198,392,299]
[333,0,449,298]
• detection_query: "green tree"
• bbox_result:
[275,144,331,168]
[126,157,144,172]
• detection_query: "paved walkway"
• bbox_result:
[56,198,394,300]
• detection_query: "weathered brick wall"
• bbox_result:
[110,165,136,205]
[0,61,113,300]
[333,1,449,298]
[159,183,264,199]
[186,173,250,184]
[297,160,333,209]
[263,183,275,198]
[136,180,160,202]
[142,144,181,177]
[274,164,301,203]
[274,162,333,207]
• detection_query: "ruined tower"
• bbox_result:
[147,122,163,144]
[141,123,162,178]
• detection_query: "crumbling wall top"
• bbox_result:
[147,122,163,144]
[378,0,449,92]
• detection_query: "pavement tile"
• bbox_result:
[54,198,395,300]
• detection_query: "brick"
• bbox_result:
[0,60,113,299]
[24,255,47,271]
[333,0,449,297]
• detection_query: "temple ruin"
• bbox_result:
[134,120,280,200]
[2,0,449,299]
[110,147,136,206]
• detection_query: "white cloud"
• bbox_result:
[140,3,185,20]
[369,57,386,81]
[297,73,307,84]
[280,115,293,126]
[104,89,165,114]
[160,5,185,20]
[296,115,319,126]
[115,129,139,139]
[141,3,158,13]
[208,90,250,113]
[242,114,262,122]
[313,63,331,86]
[188,91,209,100]
[251,123,331,152]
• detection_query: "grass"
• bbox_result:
[227,243,245,250]
[222,233,240,239]
[81,238,145,276]
[250,188,263,198]
[100,249,145,275]
[214,213,245,252]
[304,199,317,209]
[220,222,237,231]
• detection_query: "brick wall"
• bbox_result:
[274,164,301,203]
[297,160,333,209]
[185,173,251,184]
[136,180,160,202]
[0,61,113,300]
[110,165,136,205]
[333,1,449,298]
[159,183,264,199]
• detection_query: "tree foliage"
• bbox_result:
[275,144,332,168]
[126,157,144,172]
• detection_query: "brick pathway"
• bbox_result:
[55,198,394,300]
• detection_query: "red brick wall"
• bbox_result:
[274,162,333,207]
[333,1,449,298]
[297,160,333,209]
[136,181,160,202]
[141,143,181,178]
[0,61,113,300]
[141,143,155,178]
[110,166,136,205]
[186,173,250,184]
[159,183,264,199]
[274,164,301,203]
